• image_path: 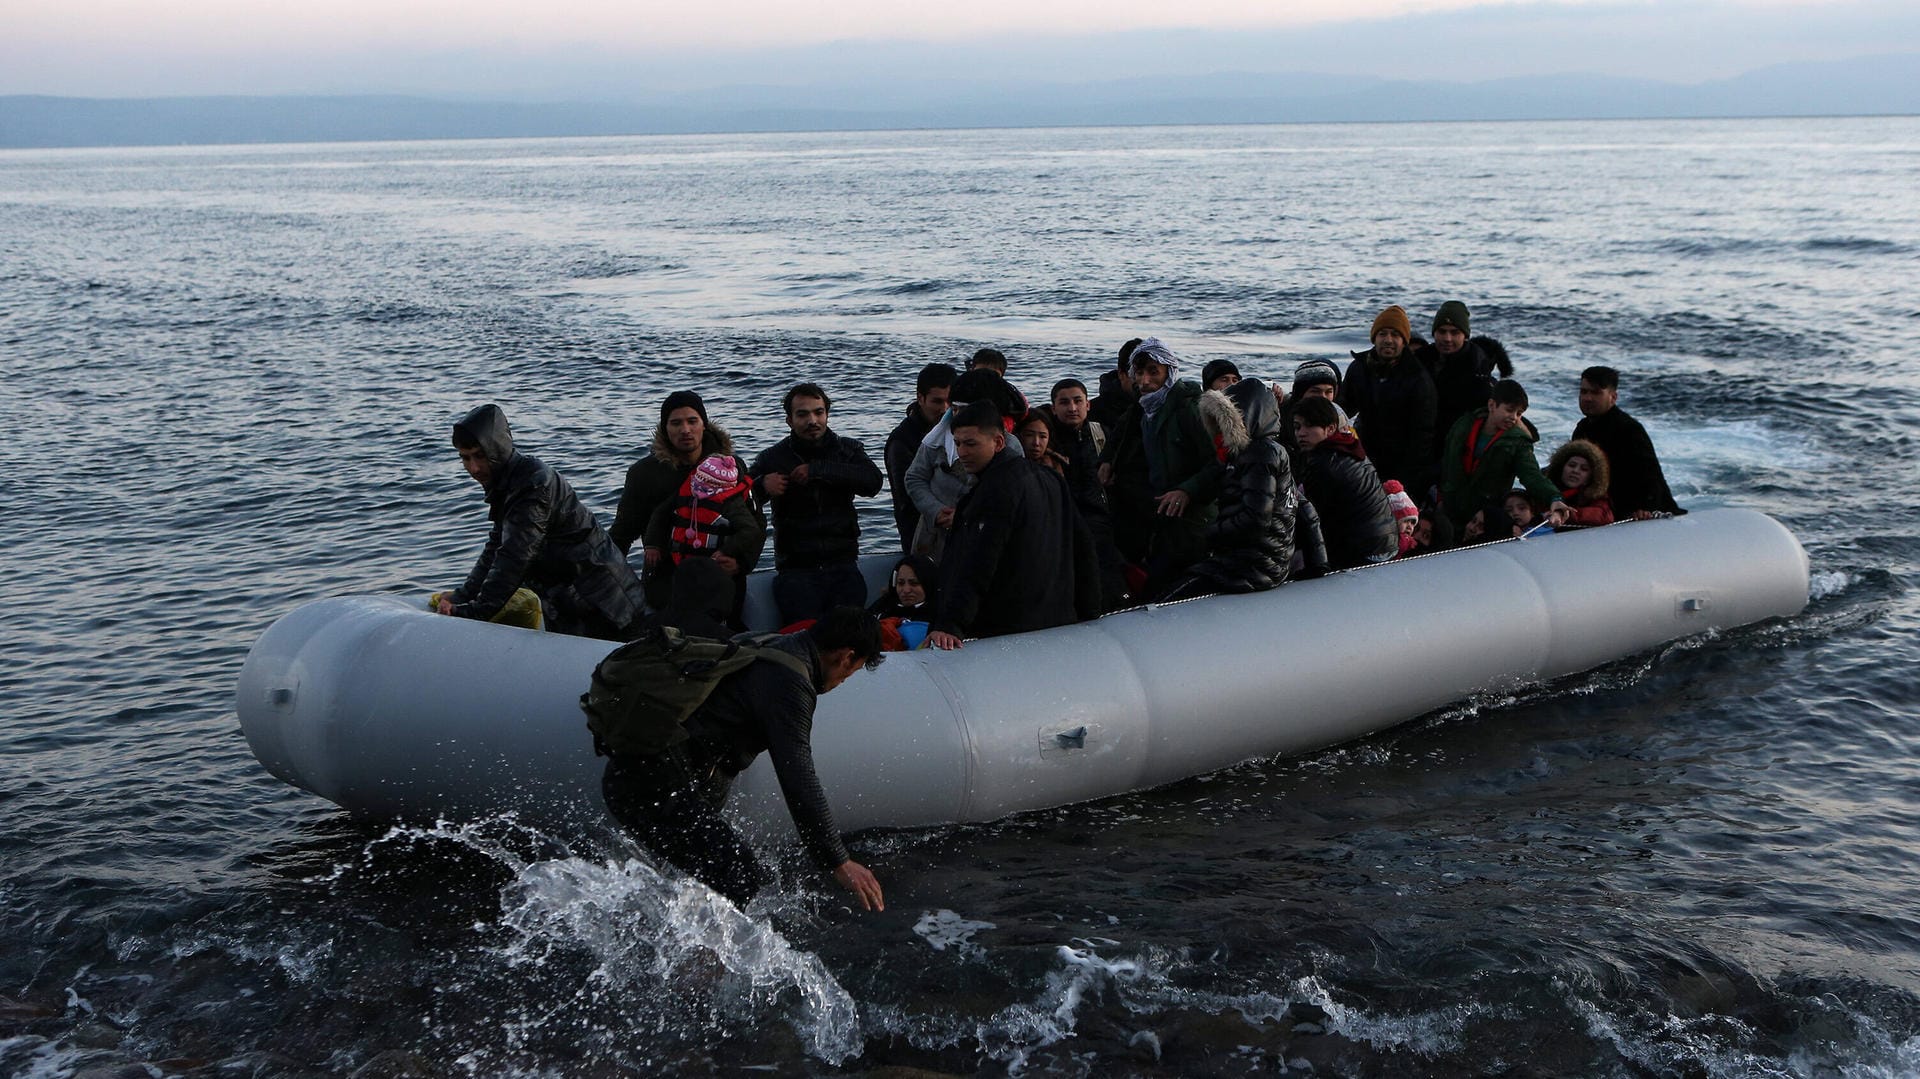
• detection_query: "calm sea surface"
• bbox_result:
[3,117,1918,1076]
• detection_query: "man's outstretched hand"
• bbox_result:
[832,860,885,911]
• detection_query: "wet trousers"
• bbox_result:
[600,746,773,908]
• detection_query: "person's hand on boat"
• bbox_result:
[434,595,456,616]
[929,630,963,650]
[789,463,811,486]
[832,859,885,912]
[936,506,956,529]
[1548,501,1572,527]
[762,472,790,497]
[1156,490,1190,516]
[643,546,661,569]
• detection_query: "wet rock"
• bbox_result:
[0,994,60,1022]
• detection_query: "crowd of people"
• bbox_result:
[436,300,1685,648]
[429,299,1687,913]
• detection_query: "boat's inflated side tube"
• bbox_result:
[237,509,1809,833]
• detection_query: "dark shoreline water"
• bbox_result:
[3,117,1918,1076]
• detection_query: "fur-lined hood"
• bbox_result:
[1547,438,1611,499]
[650,422,735,465]
[1198,377,1282,455]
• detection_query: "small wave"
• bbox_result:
[1800,237,1909,255]
[873,279,958,296]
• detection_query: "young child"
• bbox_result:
[645,453,759,568]
[1501,490,1554,539]
[1546,439,1615,527]
[1383,480,1420,556]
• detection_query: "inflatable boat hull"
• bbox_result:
[235,509,1808,834]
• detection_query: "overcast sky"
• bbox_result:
[6,0,1917,97]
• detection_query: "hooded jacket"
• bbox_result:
[1439,407,1564,530]
[1088,368,1136,429]
[749,429,884,571]
[1337,348,1438,494]
[1297,430,1399,570]
[1187,380,1298,592]
[1546,438,1616,527]
[451,404,644,635]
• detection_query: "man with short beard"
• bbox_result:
[610,391,758,613]
[751,383,884,626]
[1337,305,1438,496]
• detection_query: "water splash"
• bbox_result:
[371,818,863,1065]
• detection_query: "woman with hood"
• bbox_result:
[1545,439,1615,528]
[1292,394,1399,570]
[1160,377,1300,600]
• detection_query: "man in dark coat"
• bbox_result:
[1044,377,1129,610]
[751,382,885,625]
[1416,300,1514,459]
[1572,365,1684,519]
[1338,304,1438,496]
[600,607,887,911]
[440,403,644,640]
[884,362,956,551]
[929,403,1101,649]
[609,390,760,614]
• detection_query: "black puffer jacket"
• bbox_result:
[1419,335,1512,458]
[1338,349,1437,494]
[750,430,884,571]
[451,404,644,635]
[1298,430,1399,570]
[681,631,849,869]
[1188,380,1297,593]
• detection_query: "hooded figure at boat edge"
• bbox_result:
[441,403,645,640]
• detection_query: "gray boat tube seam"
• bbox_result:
[236,508,1810,836]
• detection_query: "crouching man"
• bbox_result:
[438,403,644,640]
[599,607,888,911]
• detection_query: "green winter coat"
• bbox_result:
[1439,408,1561,529]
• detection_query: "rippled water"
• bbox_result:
[3,117,1918,1076]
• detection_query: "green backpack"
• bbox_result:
[581,625,811,757]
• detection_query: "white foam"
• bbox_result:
[1809,570,1856,601]
[912,909,997,960]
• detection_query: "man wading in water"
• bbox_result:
[597,607,887,911]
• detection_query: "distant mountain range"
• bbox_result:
[4,53,1915,149]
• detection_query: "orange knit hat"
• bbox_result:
[1370,305,1412,343]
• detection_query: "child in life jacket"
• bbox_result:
[1383,480,1420,557]
[644,453,765,624]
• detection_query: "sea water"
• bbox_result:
[2,116,1918,1076]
